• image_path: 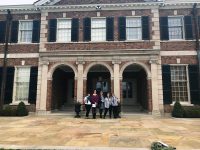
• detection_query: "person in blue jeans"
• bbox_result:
[111,93,119,119]
[103,92,112,119]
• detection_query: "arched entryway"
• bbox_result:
[51,65,75,112]
[121,64,149,113]
[86,64,112,96]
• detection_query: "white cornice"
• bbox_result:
[0,2,199,13]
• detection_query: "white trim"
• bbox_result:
[160,51,197,56]
[0,53,39,58]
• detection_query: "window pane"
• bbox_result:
[168,17,182,27]
[57,19,71,28]
[91,19,106,28]
[169,27,183,39]
[126,17,141,27]
[126,28,142,40]
[16,67,31,101]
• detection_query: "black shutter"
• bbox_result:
[106,17,114,41]
[0,67,2,97]
[48,19,57,42]
[118,16,126,41]
[5,67,15,104]
[32,20,41,43]
[83,18,91,41]
[184,16,193,40]
[71,18,79,42]
[10,21,19,43]
[198,16,200,36]
[0,21,6,43]
[162,65,172,104]
[188,65,200,104]
[28,67,38,104]
[142,16,150,40]
[160,17,169,40]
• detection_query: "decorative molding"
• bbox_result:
[0,53,39,58]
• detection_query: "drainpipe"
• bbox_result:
[192,3,200,100]
[0,10,12,110]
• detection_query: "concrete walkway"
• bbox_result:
[0,114,199,150]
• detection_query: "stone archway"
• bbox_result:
[119,61,152,113]
[83,62,114,96]
[46,63,77,112]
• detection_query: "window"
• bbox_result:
[170,66,189,102]
[57,19,71,42]
[126,17,142,40]
[168,17,184,40]
[18,21,33,43]
[122,82,133,98]
[15,67,31,102]
[91,18,106,41]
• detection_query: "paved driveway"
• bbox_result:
[0,114,199,150]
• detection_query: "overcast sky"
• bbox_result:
[1,0,36,5]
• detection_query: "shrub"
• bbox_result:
[151,142,175,150]
[172,101,184,118]
[183,107,200,118]
[2,106,16,116]
[16,102,28,116]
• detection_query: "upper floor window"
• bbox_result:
[126,17,142,40]
[160,16,193,40]
[91,18,106,42]
[18,21,33,43]
[168,17,184,40]
[57,19,71,42]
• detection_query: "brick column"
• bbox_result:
[76,61,85,103]
[74,79,77,102]
[150,60,161,116]
[46,79,52,111]
[147,79,152,112]
[83,79,87,97]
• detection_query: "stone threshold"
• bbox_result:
[0,145,149,150]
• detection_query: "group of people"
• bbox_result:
[84,90,120,119]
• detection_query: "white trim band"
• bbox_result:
[160,51,197,56]
[0,53,39,58]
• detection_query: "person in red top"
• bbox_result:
[91,89,99,119]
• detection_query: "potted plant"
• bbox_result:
[74,101,81,118]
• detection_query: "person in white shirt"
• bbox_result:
[84,93,91,118]
[112,93,119,119]
[103,92,112,119]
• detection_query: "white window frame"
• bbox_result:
[11,66,31,105]
[56,18,72,42]
[168,16,185,40]
[126,16,142,41]
[91,17,106,42]
[170,64,192,106]
[18,20,33,43]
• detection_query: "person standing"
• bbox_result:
[99,91,105,118]
[112,93,119,119]
[103,92,112,119]
[84,93,91,118]
[91,90,99,119]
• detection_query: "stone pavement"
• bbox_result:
[0,114,199,150]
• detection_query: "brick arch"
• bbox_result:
[119,61,151,79]
[83,62,114,79]
[47,62,78,80]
